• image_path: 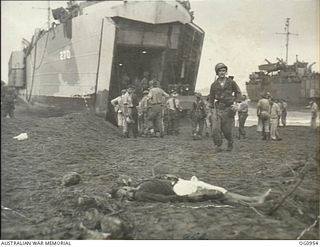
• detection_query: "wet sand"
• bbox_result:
[1,102,319,239]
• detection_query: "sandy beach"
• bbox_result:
[1,101,319,240]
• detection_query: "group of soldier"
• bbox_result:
[111,77,173,138]
[2,61,318,150]
[256,92,289,141]
[110,62,319,153]
[110,63,247,152]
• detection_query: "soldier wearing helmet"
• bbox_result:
[209,63,242,152]
[215,63,228,75]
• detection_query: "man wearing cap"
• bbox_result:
[147,80,169,137]
[191,93,207,140]
[166,91,183,135]
[209,63,241,151]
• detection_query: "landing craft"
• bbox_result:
[245,18,319,105]
[8,0,204,122]
[246,57,319,104]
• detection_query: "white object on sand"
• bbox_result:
[173,176,228,196]
[13,133,28,141]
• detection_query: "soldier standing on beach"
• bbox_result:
[138,90,150,136]
[310,98,318,131]
[127,85,139,138]
[147,80,169,137]
[257,93,271,140]
[166,91,182,136]
[191,93,207,140]
[1,85,18,118]
[269,97,282,141]
[209,63,241,152]
[111,89,128,129]
[279,99,287,127]
[237,95,249,139]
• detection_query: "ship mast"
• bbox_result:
[47,1,51,30]
[32,0,51,30]
[276,18,299,64]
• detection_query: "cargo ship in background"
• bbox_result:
[246,57,319,104]
[246,18,319,105]
[7,0,204,121]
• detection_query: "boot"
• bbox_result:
[266,133,270,141]
[213,146,222,153]
[227,142,233,152]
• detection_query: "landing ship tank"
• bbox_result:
[8,0,204,120]
[246,57,319,104]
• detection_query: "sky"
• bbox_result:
[1,0,319,94]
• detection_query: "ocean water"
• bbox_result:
[243,104,319,127]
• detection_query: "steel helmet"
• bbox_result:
[215,63,228,74]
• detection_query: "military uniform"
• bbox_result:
[191,95,206,139]
[1,86,18,118]
[138,92,150,136]
[257,97,271,140]
[127,91,139,138]
[280,101,287,126]
[310,101,318,130]
[209,77,241,150]
[237,97,249,139]
[166,94,182,135]
[147,85,169,136]
[270,101,282,140]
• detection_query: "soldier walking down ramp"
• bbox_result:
[209,63,241,151]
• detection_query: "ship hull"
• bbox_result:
[246,74,320,105]
[17,1,204,119]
